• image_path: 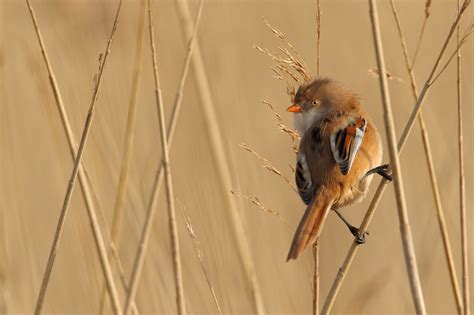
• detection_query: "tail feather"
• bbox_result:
[287,189,334,261]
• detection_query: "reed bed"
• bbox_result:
[28,0,124,313]
[368,0,425,311]
[123,0,204,313]
[5,1,472,314]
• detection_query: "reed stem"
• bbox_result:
[29,0,124,313]
[99,0,146,313]
[123,1,204,313]
[367,1,425,312]
[457,1,470,314]
[174,0,266,313]
[389,1,463,312]
[322,1,471,312]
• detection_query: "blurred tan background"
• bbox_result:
[1,0,473,314]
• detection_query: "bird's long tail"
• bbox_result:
[287,189,334,261]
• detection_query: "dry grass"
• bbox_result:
[179,204,222,314]
[123,0,205,313]
[411,0,432,68]
[3,1,473,314]
[457,2,470,314]
[322,1,472,313]
[389,0,463,311]
[230,190,293,231]
[368,0,426,311]
[99,0,147,313]
[28,0,124,313]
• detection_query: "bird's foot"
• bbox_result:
[366,164,392,181]
[348,225,369,244]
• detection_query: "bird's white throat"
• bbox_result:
[293,109,324,136]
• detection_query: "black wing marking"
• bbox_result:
[296,154,313,205]
[330,117,366,175]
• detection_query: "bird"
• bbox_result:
[286,77,391,261]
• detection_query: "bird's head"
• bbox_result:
[286,77,332,115]
[287,77,335,135]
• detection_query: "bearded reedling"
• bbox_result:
[286,77,391,260]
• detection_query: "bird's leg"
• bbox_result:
[332,207,368,244]
[366,164,392,181]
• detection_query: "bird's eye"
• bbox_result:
[312,100,318,106]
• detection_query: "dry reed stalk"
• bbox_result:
[315,0,321,75]
[144,0,186,310]
[123,1,204,313]
[239,143,296,192]
[457,3,470,314]
[322,1,471,313]
[98,0,147,313]
[398,0,471,149]
[109,0,146,266]
[28,1,124,314]
[389,0,463,312]
[430,25,473,84]
[178,205,222,314]
[173,0,266,313]
[312,237,320,315]
[411,0,432,69]
[312,2,321,314]
[368,0,426,312]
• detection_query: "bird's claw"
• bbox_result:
[348,225,369,244]
[379,164,393,181]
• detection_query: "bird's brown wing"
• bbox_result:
[330,116,366,175]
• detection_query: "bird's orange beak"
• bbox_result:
[287,104,301,113]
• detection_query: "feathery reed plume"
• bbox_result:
[230,191,293,231]
[254,43,309,100]
[389,0,463,311]
[368,68,409,85]
[255,19,311,104]
[368,0,426,312]
[123,1,204,313]
[178,205,222,314]
[262,100,300,142]
[457,2,470,314]
[322,1,471,313]
[173,0,266,312]
[411,0,432,68]
[99,0,147,313]
[239,143,296,192]
[30,0,124,313]
[263,18,308,72]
